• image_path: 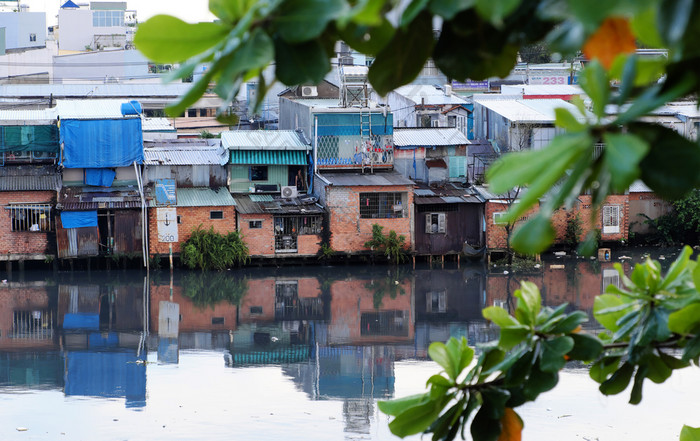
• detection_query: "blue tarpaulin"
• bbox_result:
[84,168,115,187]
[60,118,143,168]
[63,313,99,330]
[61,211,98,228]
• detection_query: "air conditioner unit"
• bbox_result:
[301,86,318,97]
[32,151,57,160]
[281,186,298,199]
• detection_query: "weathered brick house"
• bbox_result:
[142,139,236,258]
[233,193,324,258]
[0,109,61,266]
[314,172,414,254]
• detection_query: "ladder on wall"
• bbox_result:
[360,109,373,173]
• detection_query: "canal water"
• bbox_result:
[0,247,697,441]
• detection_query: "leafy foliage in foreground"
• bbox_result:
[379,247,700,440]
[181,271,248,308]
[180,226,249,270]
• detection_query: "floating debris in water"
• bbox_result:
[16,427,28,432]
[503,271,509,274]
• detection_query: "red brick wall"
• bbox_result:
[148,206,237,256]
[0,191,55,255]
[485,194,630,251]
[150,284,238,332]
[238,213,274,257]
[326,185,413,253]
[238,278,276,323]
[0,287,54,350]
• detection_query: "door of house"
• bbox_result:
[274,217,298,253]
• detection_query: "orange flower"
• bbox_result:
[583,17,637,69]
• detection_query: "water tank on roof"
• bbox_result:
[121,100,142,116]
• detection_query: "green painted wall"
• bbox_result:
[229,165,289,192]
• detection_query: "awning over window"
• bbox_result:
[230,150,306,165]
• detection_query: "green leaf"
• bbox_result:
[680,425,700,441]
[209,0,256,22]
[481,387,511,420]
[504,349,535,387]
[629,364,647,405]
[487,132,591,194]
[659,351,690,370]
[578,60,609,120]
[368,11,434,95]
[470,406,501,441]
[645,353,672,384]
[567,333,604,361]
[657,0,694,49]
[633,123,700,200]
[549,311,588,334]
[554,107,586,132]
[378,393,428,416]
[539,336,574,372]
[165,68,216,117]
[400,0,430,27]
[602,132,650,193]
[427,374,454,388]
[446,336,474,375]
[510,215,556,255]
[661,245,693,290]
[273,0,346,43]
[134,15,228,63]
[214,28,274,101]
[429,341,456,380]
[475,0,521,25]
[522,363,558,400]
[499,326,531,351]
[340,0,385,26]
[682,332,700,363]
[630,7,664,49]
[590,356,622,383]
[514,281,541,325]
[387,396,448,438]
[337,19,395,56]
[599,362,634,395]
[274,37,331,85]
[593,294,631,332]
[483,306,520,328]
[429,0,475,20]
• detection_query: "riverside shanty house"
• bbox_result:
[222,130,311,194]
[233,193,324,258]
[55,99,146,263]
[0,109,61,268]
[142,139,236,257]
[392,128,469,184]
[313,172,414,255]
[413,183,485,257]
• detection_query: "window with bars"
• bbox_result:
[274,215,322,236]
[7,204,53,232]
[602,205,621,234]
[250,165,268,181]
[426,290,447,313]
[359,192,406,219]
[425,213,446,234]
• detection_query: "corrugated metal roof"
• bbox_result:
[233,194,324,215]
[413,183,484,204]
[394,85,468,105]
[0,83,193,98]
[500,84,583,96]
[318,171,414,187]
[249,194,274,202]
[144,147,227,165]
[629,180,652,193]
[473,98,586,123]
[393,128,469,147]
[175,187,236,207]
[59,186,143,210]
[0,166,61,191]
[0,109,58,124]
[55,99,140,119]
[142,117,175,132]
[221,130,309,150]
[230,150,307,165]
[414,189,435,196]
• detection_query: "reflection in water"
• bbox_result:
[0,248,686,439]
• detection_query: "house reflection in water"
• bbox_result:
[58,281,147,408]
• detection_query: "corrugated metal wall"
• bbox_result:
[113,210,142,255]
[56,216,99,258]
[229,165,288,192]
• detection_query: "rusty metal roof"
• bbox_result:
[413,183,484,204]
[233,194,324,215]
[59,186,143,210]
[317,171,414,187]
[0,165,61,191]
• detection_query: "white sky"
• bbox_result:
[18,0,216,25]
